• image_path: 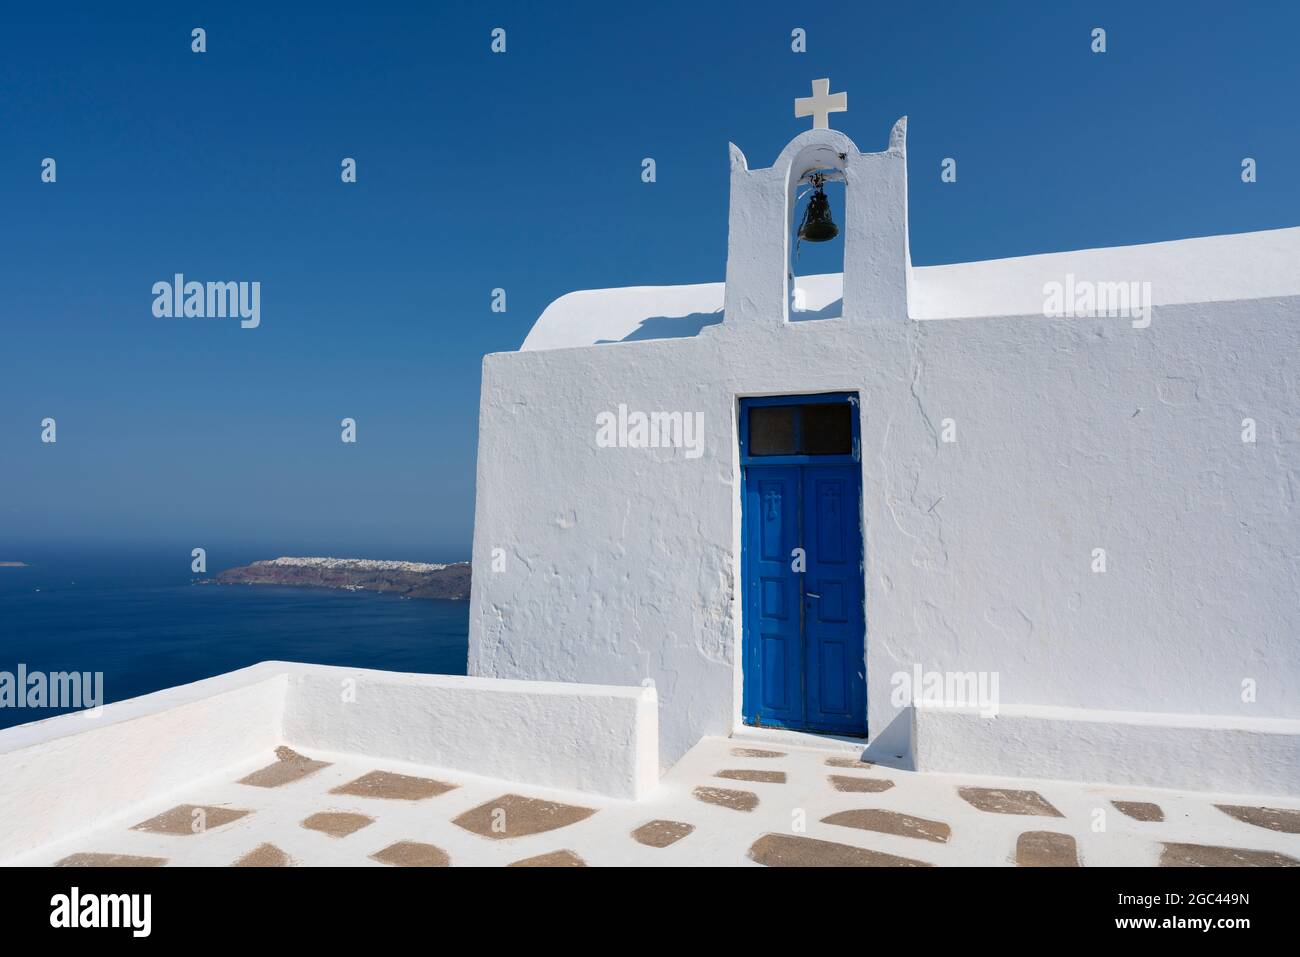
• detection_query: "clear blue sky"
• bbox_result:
[2,1,1297,561]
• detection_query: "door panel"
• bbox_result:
[743,468,801,725]
[802,464,866,732]
[818,638,848,713]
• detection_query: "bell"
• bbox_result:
[797,175,839,243]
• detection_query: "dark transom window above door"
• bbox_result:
[741,393,859,463]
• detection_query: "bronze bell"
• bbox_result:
[797,173,839,243]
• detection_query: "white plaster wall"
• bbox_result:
[0,662,660,860]
[521,226,1300,352]
[468,128,1300,783]
[914,705,1300,798]
[280,665,658,799]
[0,664,286,862]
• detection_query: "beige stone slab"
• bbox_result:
[632,819,695,848]
[716,769,787,784]
[301,811,374,838]
[453,794,597,839]
[1015,831,1080,867]
[731,747,786,758]
[825,756,876,769]
[1214,804,1300,834]
[822,808,951,843]
[371,841,450,867]
[330,770,457,801]
[828,775,894,793]
[958,787,1063,817]
[693,786,759,812]
[748,833,930,867]
[237,746,331,788]
[1159,842,1299,867]
[54,852,167,867]
[132,804,250,836]
[507,849,586,867]
[1112,800,1164,822]
[232,843,294,867]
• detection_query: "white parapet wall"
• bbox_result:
[912,703,1300,797]
[0,661,659,863]
[0,666,286,863]
[280,664,659,800]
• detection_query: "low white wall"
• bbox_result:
[0,664,285,863]
[913,703,1300,797]
[280,664,659,799]
[0,662,659,862]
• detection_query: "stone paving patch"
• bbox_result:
[632,820,695,848]
[829,775,894,793]
[1015,831,1080,866]
[693,786,759,811]
[132,804,251,835]
[371,841,450,867]
[748,833,930,867]
[1214,804,1300,834]
[238,746,331,788]
[508,849,586,867]
[822,808,951,843]
[1159,842,1299,867]
[825,756,876,769]
[730,747,785,758]
[55,852,167,867]
[1112,800,1164,822]
[958,787,1063,817]
[301,811,374,838]
[453,794,597,839]
[716,769,787,784]
[232,843,294,867]
[330,770,457,801]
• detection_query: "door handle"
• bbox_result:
[805,592,821,598]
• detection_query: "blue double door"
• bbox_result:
[742,457,867,735]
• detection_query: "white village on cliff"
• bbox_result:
[2,82,1298,867]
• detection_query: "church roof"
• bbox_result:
[520,225,1300,352]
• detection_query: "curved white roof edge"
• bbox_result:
[520,225,1300,352]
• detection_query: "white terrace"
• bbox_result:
[2,664,1297,867]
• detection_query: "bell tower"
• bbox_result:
[722,79,911,326]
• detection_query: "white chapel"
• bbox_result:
[467,80,1300,794]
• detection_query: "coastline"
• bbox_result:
[207,556,472,601]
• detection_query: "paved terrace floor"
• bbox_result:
[16,736,1300,867]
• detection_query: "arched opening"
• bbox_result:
[786,144,848,322]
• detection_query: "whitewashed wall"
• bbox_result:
[469,125,1300,791]
[282,664,658,798]
[0,662,658,861]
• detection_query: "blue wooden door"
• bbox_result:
[743,467,803,726]
[741,394,865,736]
[802,464,867,732]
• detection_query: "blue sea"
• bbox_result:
[0,548,469,731]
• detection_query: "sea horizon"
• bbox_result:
[0,545,470,730]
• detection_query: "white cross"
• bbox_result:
[794,78,847,130]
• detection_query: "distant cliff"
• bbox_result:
[210,557,471,600]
